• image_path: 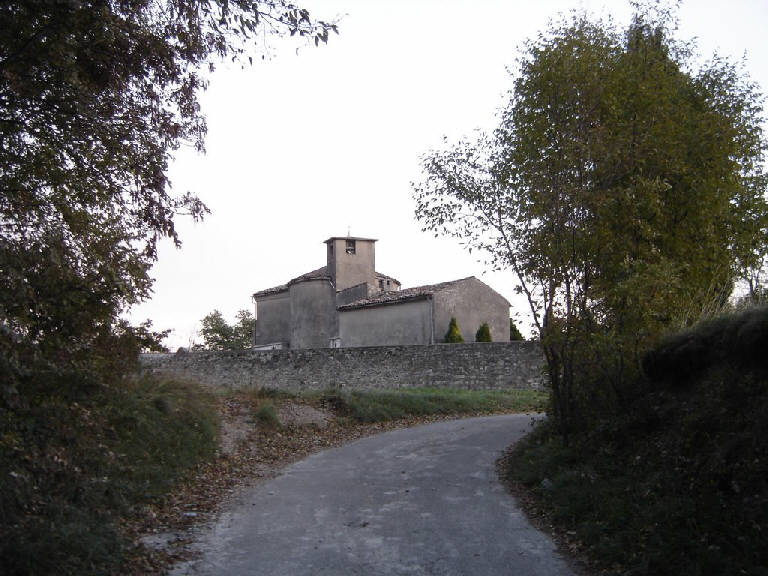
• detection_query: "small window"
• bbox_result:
[378,279,384,289]
[346,239,356,254]
[329,244,334,255]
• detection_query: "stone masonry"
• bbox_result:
[140,342,545,392]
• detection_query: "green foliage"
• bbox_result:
[0,373,218,575]
[318,387,546,423]
[502,308,768,575]
[197,308,254,350]
[509,318,524,341]
[643,305,768,383]
[198,309,235,350]
[0,5,332,572]
[0,0,336,370]
[444,317,464,343]
[413,4,768,437]
[475,322,492,342]
[253,400,281,429]
[233,308,255,348]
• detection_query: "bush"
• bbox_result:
[253,400,281,428]
[0,372,218,575]
[504,306,768,576]
[642,305,768,383]
[509,318,524,341]
[475,322,492,342]
[444,317,464,343]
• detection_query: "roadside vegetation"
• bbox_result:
[502,305,768,575]
[313,387,545,423]
[0,373,219,575]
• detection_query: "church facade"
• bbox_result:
[252,236,510,349]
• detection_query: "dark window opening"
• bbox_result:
[378,279,384,289]
[346,239,356,254]
[329,244,334,255]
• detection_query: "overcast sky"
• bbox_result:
[127,0,768,349]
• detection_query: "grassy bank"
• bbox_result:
[501,306,768,575]
[0,373,218,575]
[284,387,545,423]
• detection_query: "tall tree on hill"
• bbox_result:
[413,5,768,438]
[0,1,337,381]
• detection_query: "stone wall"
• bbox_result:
[140,341,545,392]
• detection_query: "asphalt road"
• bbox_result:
[172,413,576,576]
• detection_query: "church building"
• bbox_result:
[252,236,510,349]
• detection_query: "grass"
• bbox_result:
[502,306,768,576]
[0,372,219,576]
[102,375,219,503]
[253,399,281,428]
[311,387,546,423]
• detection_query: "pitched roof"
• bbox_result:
[252,267,328,298]
[289,266,331,285]
[337,277,475,311]
[253,266,400,298]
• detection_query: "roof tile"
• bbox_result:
[337,277,476,310]
[253,266,401,298]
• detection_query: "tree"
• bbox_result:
[475,323,492,342]
[509,319,524,341]
[0,1,337,376]
[232,309,255,349]
[197,309,253,350]
[197,310,234,351]
[444,317,464,343]
[413,6,767,437]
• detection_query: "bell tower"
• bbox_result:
[325,236,377,292]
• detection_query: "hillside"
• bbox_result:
[502,306,768,575]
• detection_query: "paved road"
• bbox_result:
[173,414,576,576]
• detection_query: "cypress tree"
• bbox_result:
[475,323,492,342]
[444,317,464,343]
[509,319,524,341]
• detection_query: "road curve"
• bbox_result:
[173,414,575,576]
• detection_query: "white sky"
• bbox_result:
[127,0,768,349]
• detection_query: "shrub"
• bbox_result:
[475,322,492,342]
[0,373,218,575]
[509,318,524,341]
[642,305,768,383]
[254,400,281,428]
[444,317,464,343]
[505,307,768,575]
